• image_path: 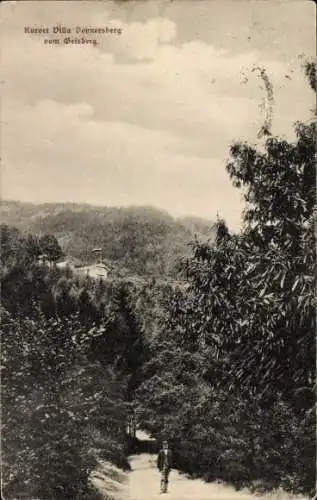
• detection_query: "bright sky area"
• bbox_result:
[1,0,315,230]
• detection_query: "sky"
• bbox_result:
[1,0,315,230]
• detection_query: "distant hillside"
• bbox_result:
[0,200,216,277]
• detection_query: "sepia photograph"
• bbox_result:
[1,1,316,499]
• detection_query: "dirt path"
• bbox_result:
[128,451,257,500]
[127,430,257,499]
[91,430,308,500]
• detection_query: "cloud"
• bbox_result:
[1,1,314,231]
[120,17,176,59]
[4,32,303,144]
[2,96,244,229]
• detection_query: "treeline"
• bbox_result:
[0,202,216,277]
[1,224,148,499]
[134,69,316,496]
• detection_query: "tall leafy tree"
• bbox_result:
[135,62,316,495]
[181,63,316,404]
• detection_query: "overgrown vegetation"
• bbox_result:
[1,61,315,498]
[1,227,147,499]
[134,62,316,496]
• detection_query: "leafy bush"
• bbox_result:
[1,303,130,498]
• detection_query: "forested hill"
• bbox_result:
[0,200,216,277]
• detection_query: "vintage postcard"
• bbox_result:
[1,1,316,499]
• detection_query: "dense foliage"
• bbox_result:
[1,61,315,499]
[134,66,316,496]
[0,202,215,277]
[1,225,147,499]
[2,309,127,499]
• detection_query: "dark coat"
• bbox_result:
[157,449,172,471]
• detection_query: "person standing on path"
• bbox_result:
[157,440,172,494]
